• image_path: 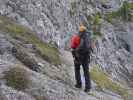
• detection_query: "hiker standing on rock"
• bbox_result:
[71,24,92,92]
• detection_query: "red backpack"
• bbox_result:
[70,34,80,49]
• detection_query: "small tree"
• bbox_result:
[119,1,129,21]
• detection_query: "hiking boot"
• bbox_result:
[84,88,90,92]
[75,84,82,88]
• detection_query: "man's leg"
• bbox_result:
[82,55,91,92]
[74,62,82,88]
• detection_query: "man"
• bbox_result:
[72,24,91,92]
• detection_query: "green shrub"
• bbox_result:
[4,67,30,91]
[106,12,117,23]
[119,1,130,21]
[90,13,103,38]
[71,1,77,10]
[93,13,101,25]
[106,2,133,22]
[70,1,78,16]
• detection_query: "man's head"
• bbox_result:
[79,24,86,33]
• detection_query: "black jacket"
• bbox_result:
[76,31,91,53]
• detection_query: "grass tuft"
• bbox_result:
[90,65,128,99]
[0,15,61,65]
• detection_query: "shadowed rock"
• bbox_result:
[12,45,40,72]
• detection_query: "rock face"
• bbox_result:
[0,0,73,46]
[0,0,133,100]
[0,32,123,100]
[0,22,125,100]
[93,21,133,87]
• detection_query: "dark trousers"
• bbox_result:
[73,51,91,89]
